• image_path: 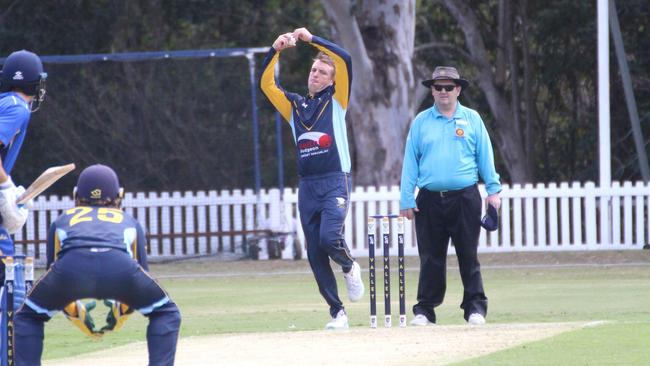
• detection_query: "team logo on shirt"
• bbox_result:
[336,197,346,209]
[455,128,465,137]
[297,132,332,157]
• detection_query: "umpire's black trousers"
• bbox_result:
[412,184,487,322]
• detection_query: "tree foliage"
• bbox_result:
[0,0,648,194]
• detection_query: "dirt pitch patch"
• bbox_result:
[44,322,581,366]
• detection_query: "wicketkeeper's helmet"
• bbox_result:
[73,164,124,207]
[0,50,47,110]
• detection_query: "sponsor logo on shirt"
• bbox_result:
[455,128,465,137]
[297,132,332,158]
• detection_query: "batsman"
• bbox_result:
[0,49,48,270]
[14,164,181,366]
[0,50,47,364]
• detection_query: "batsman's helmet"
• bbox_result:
[74,164,124,207]
[0,50,47,110]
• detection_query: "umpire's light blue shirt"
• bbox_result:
[400,101,501,209]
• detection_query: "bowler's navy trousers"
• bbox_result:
[299,172,355,317]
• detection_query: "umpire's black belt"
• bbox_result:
[422,184,477,198]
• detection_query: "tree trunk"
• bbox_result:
[521,0,536,179]
[322,0,416,186]
[495,0,507,87]
[442,0,531,183]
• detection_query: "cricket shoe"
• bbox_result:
[343,261,365,302]
[325,309,349,330]
[468,313,486,325]
[409,314,435,326]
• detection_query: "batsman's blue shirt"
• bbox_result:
[47,206,148,269]
[260,36,352,177]
[0,92,31,173]
[400,102,501,209]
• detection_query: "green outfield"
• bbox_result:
[38,251,650,365]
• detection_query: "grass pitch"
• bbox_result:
[37,250,650,365]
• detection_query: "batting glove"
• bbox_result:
[63,300,103,339]
[100,299,133,333]
[0,177,29,234]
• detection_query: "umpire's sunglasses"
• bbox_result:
[432,84,457,92]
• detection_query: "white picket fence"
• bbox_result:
[12,181,650,264]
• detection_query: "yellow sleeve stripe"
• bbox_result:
[260,52,293,122]
[54,233,62,261]
[313,43,350,110]
[132,238,138,261]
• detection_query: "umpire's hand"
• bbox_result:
[400,208,419,220]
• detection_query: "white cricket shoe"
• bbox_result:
[409,314,435,326]
[343,261,365,302]
[468,313,486,325]
[325,309,349,330]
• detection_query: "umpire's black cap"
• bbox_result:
[481,204,499,231]
[75,164,120,202]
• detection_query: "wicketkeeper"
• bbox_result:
[14,164,181,366]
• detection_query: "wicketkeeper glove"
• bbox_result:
[100,299,133,333]
[63,300,103,339]
[0,177,29,234]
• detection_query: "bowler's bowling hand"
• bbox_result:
[273,33,297,51]
[292,27,313,43]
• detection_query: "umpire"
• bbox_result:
[14,164,181,365]
[400,66,501,326]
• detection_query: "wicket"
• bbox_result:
[1,255,34,366]
[4,257,14,366]
[367,215,406,328]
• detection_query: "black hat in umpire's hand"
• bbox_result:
[421,66,469,89]
[481,204,499,231]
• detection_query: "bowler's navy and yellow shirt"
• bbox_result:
[260,36,352,177]
[46,205,148,269]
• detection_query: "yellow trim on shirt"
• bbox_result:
[312,44,350,110]
[260,52,293,122]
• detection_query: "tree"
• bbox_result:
[2,0,649,193]
[322,0,650,185]
[321,0,534,185]
[320,0,419,186]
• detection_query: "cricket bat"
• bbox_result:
[16,163,76,205]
